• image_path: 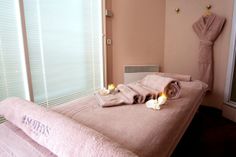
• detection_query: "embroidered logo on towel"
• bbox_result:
[22,115,51,137]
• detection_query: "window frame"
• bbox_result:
[19,0,34,101]
[224,0,236,107]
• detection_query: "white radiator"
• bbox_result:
[124,65,159,84]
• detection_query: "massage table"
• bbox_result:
[0,80,206,157]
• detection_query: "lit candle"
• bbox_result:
[152,93,167,110]
[157,93,167,106]
[145,93,168,110]
[108,83,115,92]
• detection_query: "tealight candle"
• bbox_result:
[146,94,168,110]
[145,99,158,109]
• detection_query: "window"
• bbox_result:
[0,0,29,101]
[0,0,104,111]
[0,0,29,123]
[23,0,104,106]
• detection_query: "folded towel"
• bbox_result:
[95,92,131,107]
[156,72,192,82]
[128,82,159,103]
[116,84,142,104]
[141,75,181,99]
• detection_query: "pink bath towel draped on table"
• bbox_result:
[192,13,226,91]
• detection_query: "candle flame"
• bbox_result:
[108,83,115,90]
[160,93,167,98]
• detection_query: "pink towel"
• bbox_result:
[95,92,132,107]
[141,75,181,99]
[193,13,226,91]
[95,83,159,107]
[116,84,142,104]
[0,97,137,157]
[128,82,159,103]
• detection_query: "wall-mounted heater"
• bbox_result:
[124,65,159,84]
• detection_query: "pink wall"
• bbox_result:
[164,0,234,109]
[108,0,166,85]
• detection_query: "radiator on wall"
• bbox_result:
[124,65,159,84]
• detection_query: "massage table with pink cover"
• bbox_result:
[0,80,207,157]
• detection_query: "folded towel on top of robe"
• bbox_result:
[156,72,192,82]
[141,75,181,100]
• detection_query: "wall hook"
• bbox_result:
[175,8,180,14]
[206,4,212,10]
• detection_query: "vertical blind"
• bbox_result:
[23,0,104,107]
[0,0,29,123]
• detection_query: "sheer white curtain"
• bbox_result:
[0,0,29,123]
[23,0,104,106]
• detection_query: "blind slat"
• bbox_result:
[0,0,28,102]
[24,0,104,107]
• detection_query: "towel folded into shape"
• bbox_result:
[95,83,159,107]
[141,74,181,100]
[95,84,143,107]
[95,74,182,107]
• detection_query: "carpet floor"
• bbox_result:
[172,106,236,157]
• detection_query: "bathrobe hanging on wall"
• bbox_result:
[193,13,226,91]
